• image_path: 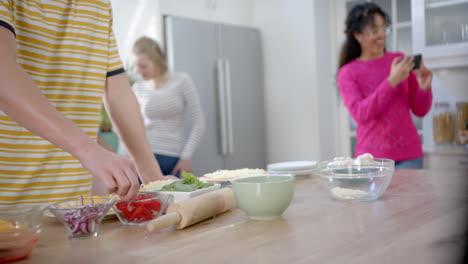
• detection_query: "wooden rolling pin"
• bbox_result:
[147,188,236,232]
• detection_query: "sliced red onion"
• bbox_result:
[62,205,107,235]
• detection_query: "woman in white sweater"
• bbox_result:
[132,37,205,177]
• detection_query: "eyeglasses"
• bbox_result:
[364,25,392,36]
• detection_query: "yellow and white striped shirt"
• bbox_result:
[0,0,124,207]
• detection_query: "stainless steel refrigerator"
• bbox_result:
[164,16,266,176]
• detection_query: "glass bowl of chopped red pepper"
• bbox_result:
[113,193,170,226]
[0,206,43,263]
[49,197,115,240]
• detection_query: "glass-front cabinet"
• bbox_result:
[412,0,468,68]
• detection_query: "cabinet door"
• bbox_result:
[412,0,468,66]
[218,25,266,170]
[397,26,413,55]
[165,16,227,175]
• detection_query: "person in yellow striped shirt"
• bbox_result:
[0,0,171,207]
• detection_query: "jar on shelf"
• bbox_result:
[456,102,468,144]
[432,102,454,144]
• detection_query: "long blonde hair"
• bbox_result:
[133,36,168,76]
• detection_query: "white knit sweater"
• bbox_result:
[132,73,205,159]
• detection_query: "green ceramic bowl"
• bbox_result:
[232,175,294,220]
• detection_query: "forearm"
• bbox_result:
[179,74,205,159]
[0,54,97,160]
[180,118,205,159]
[411,85,433,117]
[341,79,398,124]
[104,74,164,182]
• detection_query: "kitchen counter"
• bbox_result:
[424,144,468,156]
[423,145,468,170]
[21,170,468,264]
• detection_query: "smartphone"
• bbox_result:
[412,54,422,70]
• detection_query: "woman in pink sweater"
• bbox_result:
[337,3,433,169]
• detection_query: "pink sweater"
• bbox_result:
[337,52,432,162]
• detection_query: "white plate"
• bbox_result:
[199,177,233,183]
[268,168,317,176]
[145,184,221,203]
[228,173,295,184]
[267,161,317,171]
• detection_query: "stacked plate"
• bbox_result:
[267,161,318,176]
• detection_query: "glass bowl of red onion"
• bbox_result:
[49,197,115,239]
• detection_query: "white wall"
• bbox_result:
[159,0,254,26]
[314,0,340,161]
[111,0,255,70]
[434,67,468,101]
[254,0,331,163]
[110,0,162,64]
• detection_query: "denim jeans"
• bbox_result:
[154,153,180,178]
[395,158,423,169]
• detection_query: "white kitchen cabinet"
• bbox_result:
[411,0,468,69]
[397,26,413,55]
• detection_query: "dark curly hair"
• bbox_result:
[338,3,391,69]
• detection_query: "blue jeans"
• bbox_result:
[154,154,180,178]
[395,158,423,169]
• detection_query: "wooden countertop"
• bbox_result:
[21,170,468,264]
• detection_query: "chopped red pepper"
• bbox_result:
[115,201,128,211]
[114,195,161,224]
[141,199,161,212]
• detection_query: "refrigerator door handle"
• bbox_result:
[224,59,234,155]
[217,59,228,156]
